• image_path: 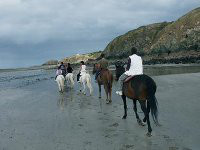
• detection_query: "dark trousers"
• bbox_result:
[61,70,66,77]
[95,70,101,80]
[77,72,81,81]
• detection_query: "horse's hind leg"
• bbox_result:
[61,80,65,92]
[122,95,127,119]
[87,80,93,96]
[104,85,110,104]
[58,82,61,92]
[98,84,101,98]
[70,75,74,88]
[140,101,152,137]
[143,101,150,123]
[108,89,112,103]
[83,82,86,95]
[133,99,145,126]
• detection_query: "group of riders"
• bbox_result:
[55,61,86,82]
[55,47,143,95]
[55,47,159,136]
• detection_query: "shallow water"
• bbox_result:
[143,64,200,76]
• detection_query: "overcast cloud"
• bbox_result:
[0,0,199,68]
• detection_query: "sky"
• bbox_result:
[0,0,199,68]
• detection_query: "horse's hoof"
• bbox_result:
[122,115,127,119]
[146,132,152,137]
[99,96,101,99]
[137,119,145,126]
[106,100,111,104]
[107,101,112,104]
[143,118,146,123]
[156,122,162,127]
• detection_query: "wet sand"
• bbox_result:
[0,72,200,150]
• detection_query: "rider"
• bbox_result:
[77,61,86,82]
[116,47,143,96]
[95,53,109,81]
[67,63,73,74]
[55,66,62,80]
[59,62,66,77]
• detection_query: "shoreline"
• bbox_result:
[1,63,200,74]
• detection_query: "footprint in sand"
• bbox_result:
[109,123,119,127]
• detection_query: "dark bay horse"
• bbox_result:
[93,64,113,104]
[115,62,159,137]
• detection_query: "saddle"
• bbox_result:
[124,76,135,83]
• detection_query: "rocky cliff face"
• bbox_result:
[103,7,200,59]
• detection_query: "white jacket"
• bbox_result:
[125,54,143,76]
[80,65,87,75]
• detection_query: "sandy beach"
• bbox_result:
[0,66,200,150]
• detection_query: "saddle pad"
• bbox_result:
[124,76,134,83]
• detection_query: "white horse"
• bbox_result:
[56,75,65,92]
[65,73,74,88]
[79,73,93,95]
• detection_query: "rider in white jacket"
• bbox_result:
[116,47,143,95]
[77,61,87,82]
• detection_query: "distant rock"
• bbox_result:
[42,60,58,66]
[61,51,101,64]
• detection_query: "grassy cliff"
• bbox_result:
[103,7,200,63]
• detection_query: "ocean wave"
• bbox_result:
[0,69,55,90]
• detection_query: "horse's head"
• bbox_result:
[115,61,125,81]
[92,63,100,74]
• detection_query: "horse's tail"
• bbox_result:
[146,76,159,125]
[69,73,74,86]
[107,70,113,92]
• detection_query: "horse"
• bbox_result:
[115,61,125,81]
[79,72,93,96]
[115,62,159,137]
[56,75,65,92]
[65,73,75,88]
[93,63,113,104]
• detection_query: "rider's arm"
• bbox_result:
[126,58,131,71]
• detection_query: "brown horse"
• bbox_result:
[93,63,113,104]
[115,63,159,137]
